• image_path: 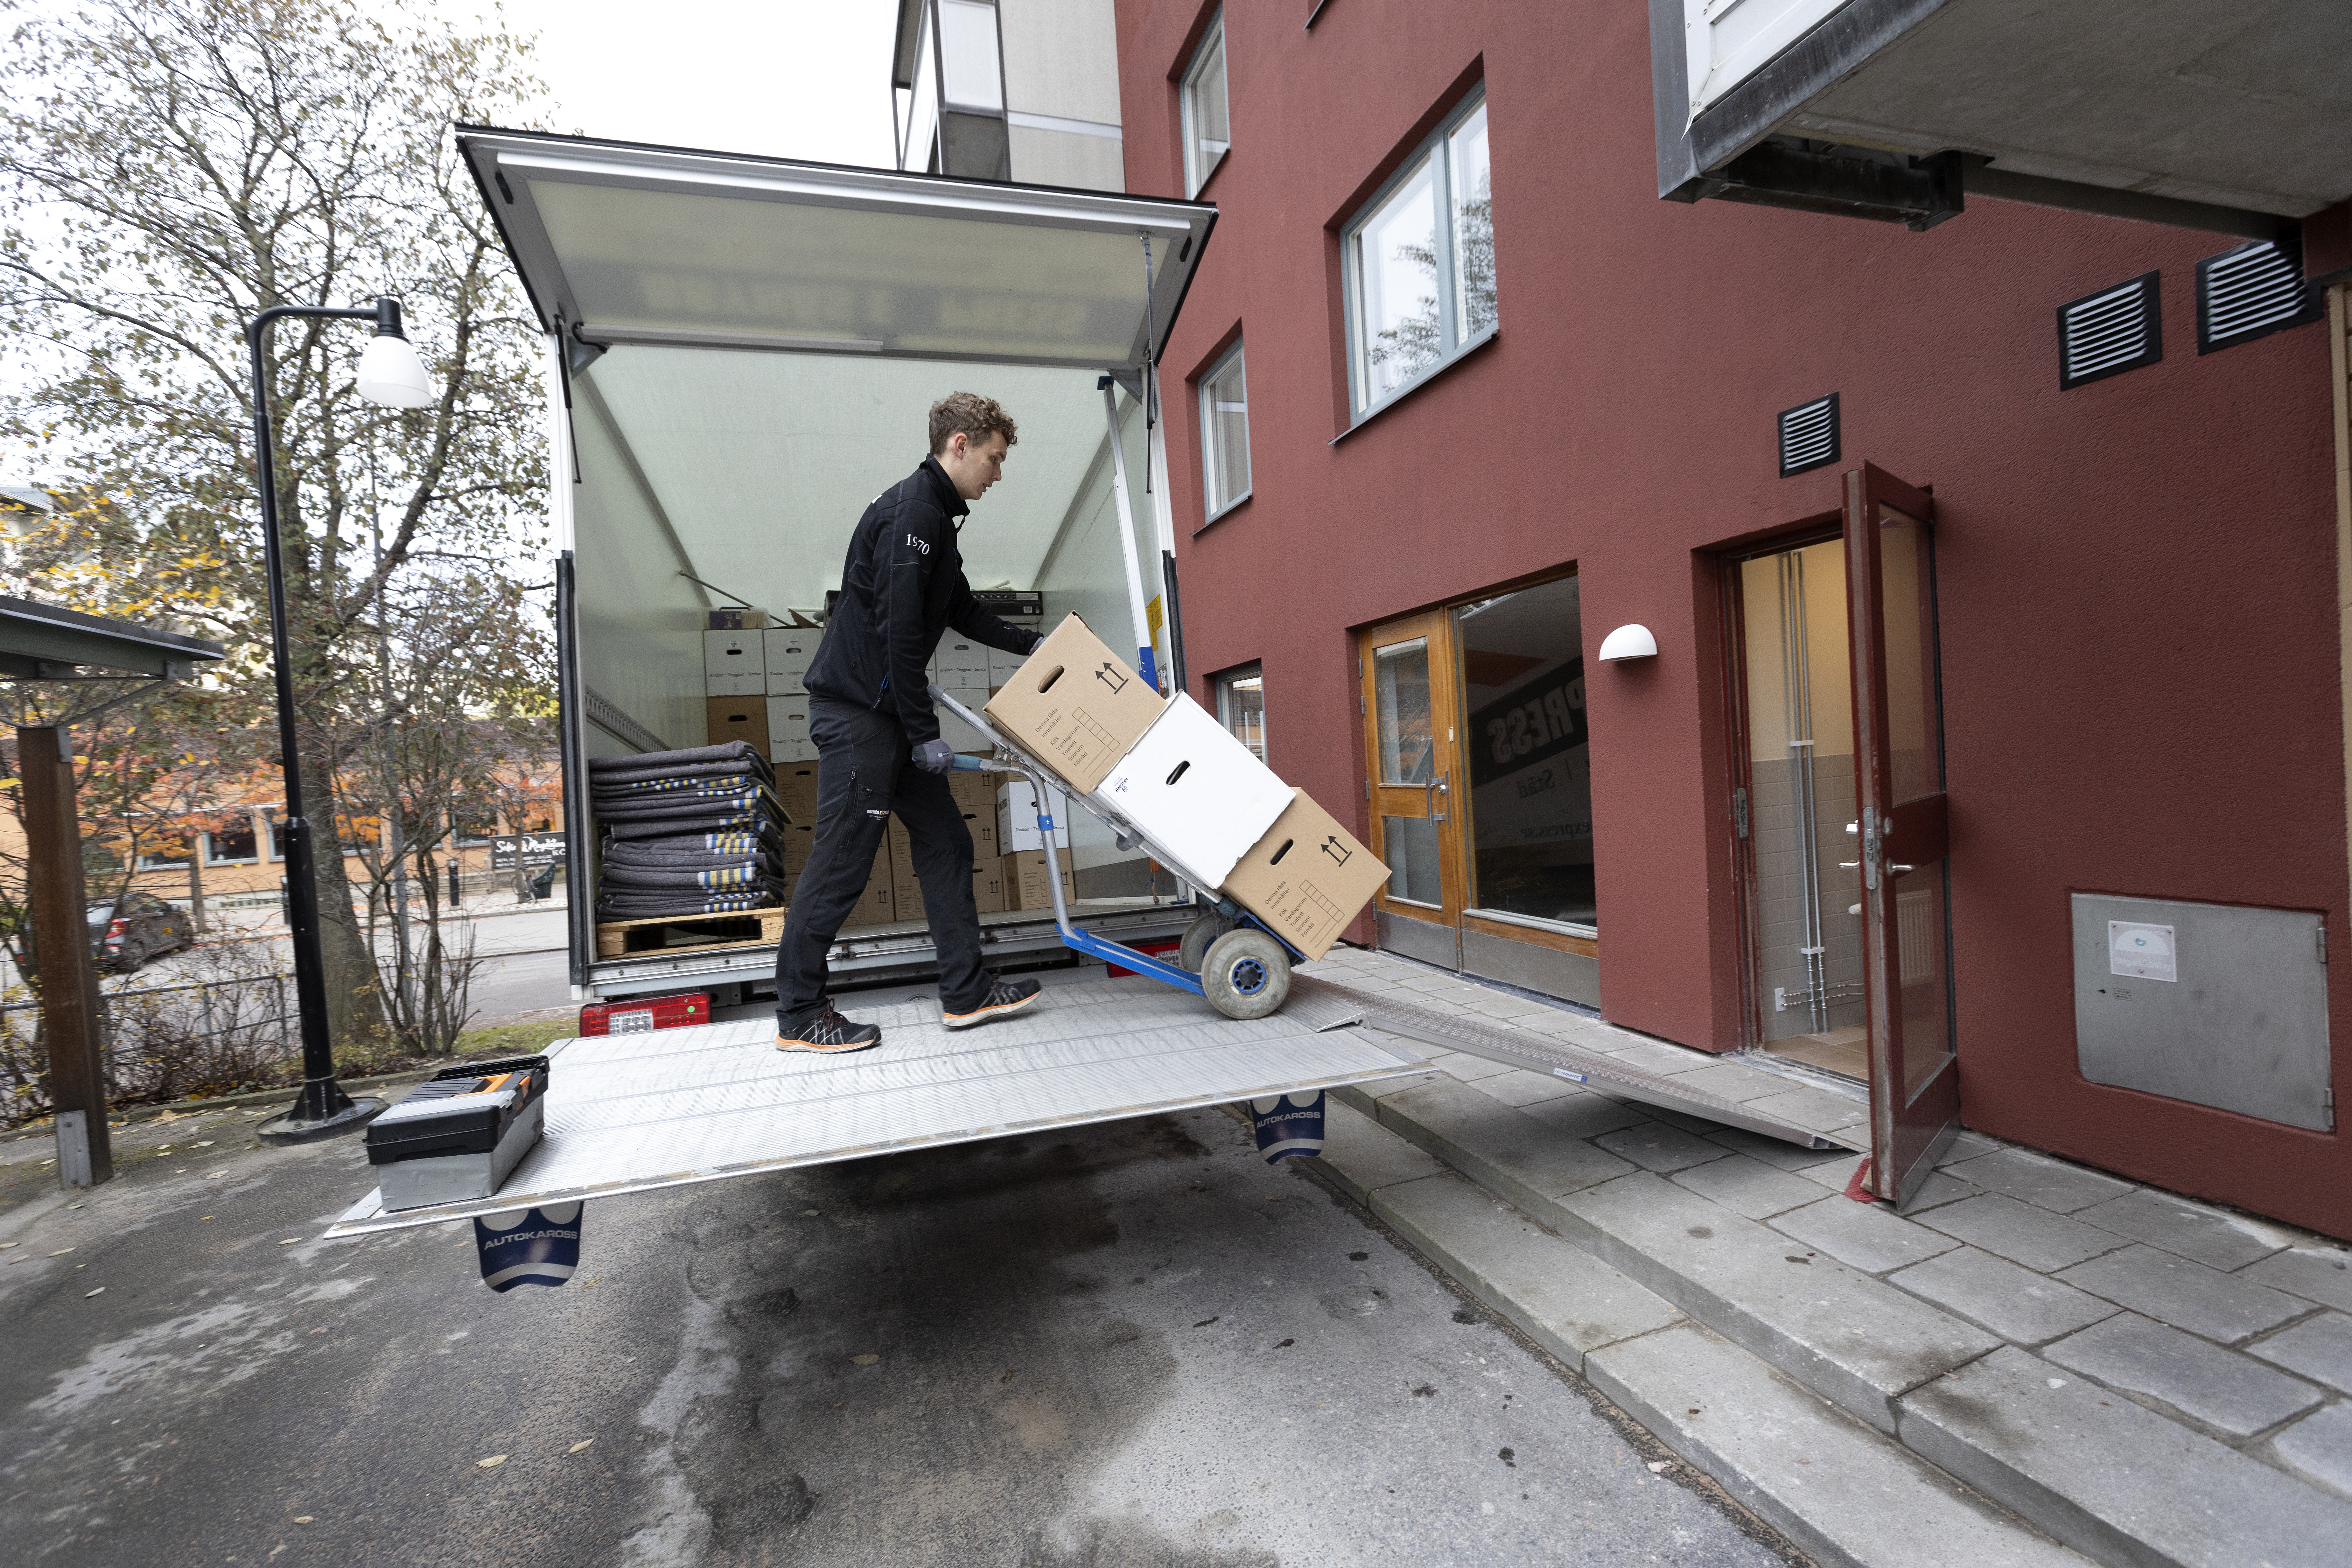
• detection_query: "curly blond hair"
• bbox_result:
[928,391,1018,456]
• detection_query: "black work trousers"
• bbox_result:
[773,696,987,1022]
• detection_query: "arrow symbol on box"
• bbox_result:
[1096,663,1129,693]
[1321,836,1351,866]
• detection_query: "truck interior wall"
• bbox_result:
[572,390,710,757]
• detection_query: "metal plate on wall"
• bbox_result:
[2072,894,2333,1132]
[1462,925,1601,1009]
[1377,909,1459,971]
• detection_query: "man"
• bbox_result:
[774,392,1049,1052]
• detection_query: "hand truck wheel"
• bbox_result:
[1199,927,1291,1021]
[1178,911,1231,973]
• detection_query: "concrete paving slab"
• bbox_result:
[2058,1244,2310,1345]
[2074,1189,2287,1272]
[1793,1148,1877,1191]
[1934,1130,2004,1167]
[1916,1195,2129,1273]
[1555,1172,2001,1432]
[1889,1247,2121,1347]
[2250,1313,2352,1397]
[1939,1147,2136,1214]
[1665,1062,1807,1102]
[1903,1170,1985,1212]
[1371,1172,1684,1373]
[1773,1196,1963,1274]
[1671,1153,1834,1220]
[1588,1322,2094,1568]
[1468,1068,1583,1108]
[1311,1098,1450,1206]
[2044,1313,2323,1438]
[1595,1122,1735,1174]
[1329,1067,1444,1112]
[1518,1089,1654,1141]
[2268,1402,2352,1501]
[1898,1346,2352,1568]
[1435,1051,1520,1083]
[1602,1040,1718,1076]
[1644,1104,1743,1136]
[2240,1246,2352,1314]
[1373,1077,1636,1214]
[1708,1126,1861,1171]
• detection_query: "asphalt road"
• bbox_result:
[0,1086,1808,1568]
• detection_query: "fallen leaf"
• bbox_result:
[0,1243,14,1251]
[476,1454,507,1469]
[801,1209,820,1217]
[1646,1460,1672,1474]
[196,1141,214,1148]
[849,1354,880,1366]
[48,1248,74,1257]
[568,1440,594,1454]
[279,1239,300,1246]
[85,1287,104,1298]
[293,1517,313,1525]
[66,1202,84,1210]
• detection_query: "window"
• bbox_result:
[1198,341,1250,521]
[1216,666,1265,762]
[1345,91,1495,419]
[1456,575,1595,932]
[937,0,1003,112]
[205,814,258,864]
[264,807,287,861]
[135,822,194,871]
[1181,13,1228,196]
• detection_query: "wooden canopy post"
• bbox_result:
[18,724,111,1187]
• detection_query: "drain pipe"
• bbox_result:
[2334,285,2351,936]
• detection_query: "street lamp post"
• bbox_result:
[248,296,432,1144]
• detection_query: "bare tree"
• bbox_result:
[0,0,553,1049]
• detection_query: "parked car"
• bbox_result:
[87,891,196,973]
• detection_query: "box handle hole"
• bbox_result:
[1037,665,1066,693]
[1268,838,1294,865]
[1165,760,1191,786]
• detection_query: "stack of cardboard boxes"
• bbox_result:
[984,617,1392,960]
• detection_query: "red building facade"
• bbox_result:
[1117,0,2351,1237]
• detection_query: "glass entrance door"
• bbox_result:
[1359,611,1465,966]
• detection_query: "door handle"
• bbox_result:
[1426,772,1449,823]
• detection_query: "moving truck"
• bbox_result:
[460,127,1222,1004]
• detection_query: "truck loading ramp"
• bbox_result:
[327,973,1833,1237]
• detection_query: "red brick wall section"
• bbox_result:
[1117,0,2351,1237]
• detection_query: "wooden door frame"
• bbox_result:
[1358,608,1468,929]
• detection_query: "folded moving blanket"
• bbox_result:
[595,889,781,919]
[591,786,782,822]
[599,860,778,892]
[588,741,766,774]
[600,836,783,869]
[602,811,771,841]
[587,758,773,789]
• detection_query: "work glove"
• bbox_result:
[1023,628,1045,654]
[912,737,956,774]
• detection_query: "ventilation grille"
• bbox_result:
[2198,237,2320,354]
[1777,393,1840,477]
[2058,272,2162,390]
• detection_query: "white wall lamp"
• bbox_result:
[1596,624,1658,662]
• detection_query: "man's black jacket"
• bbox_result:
[804,455,1040,748]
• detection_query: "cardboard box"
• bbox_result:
[706,697,769,754]
[972,859,1006,915]
[1087,695,1292,891]
[1001,850,1076,912]
[764,629,816,693]
[946,768,998,814]
[986,643,1027,684]
[983,615,1166,794]
[704,631,765,698]
[774,763,821,825]
[1225,789,1390,961]
[840,845,894,927]
[708,607,769,630]
[963,809,997,862]
[997,779,1071,851]
[706,669,765,698]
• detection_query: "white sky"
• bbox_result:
[0,0,902,485]
[454,0,901,166]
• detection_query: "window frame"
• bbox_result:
[1342,87,1496,425]
[1214,663,1265,765]
[1179,10,1228,198]
[1196,338,1251,526]
[203,812,260,866]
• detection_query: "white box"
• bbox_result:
[763,628,816,693]
[933,636,991,684]
[765,696,811,748]
[986,642,1028,683]
[1085,695,1291,890]
[771,737,819,763]
[705,629,763,679]
[706,669,765,698]
[938,686,993,753]
[997,779,1072,851]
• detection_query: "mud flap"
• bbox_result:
[474,1203,584,1291]
[1250,1091,1326,1162]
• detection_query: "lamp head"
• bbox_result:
[355,296,433,409]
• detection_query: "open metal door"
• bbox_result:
[1842,463,1958,1206]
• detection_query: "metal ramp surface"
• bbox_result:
[325,978,1425,1237]
[1294,975,1843,1150]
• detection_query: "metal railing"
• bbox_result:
[0,970,299,1122]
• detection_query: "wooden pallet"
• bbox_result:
[596,906,787,959]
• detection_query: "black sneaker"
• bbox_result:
[775,1003,883,1054]
[942,975,1043,1030]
